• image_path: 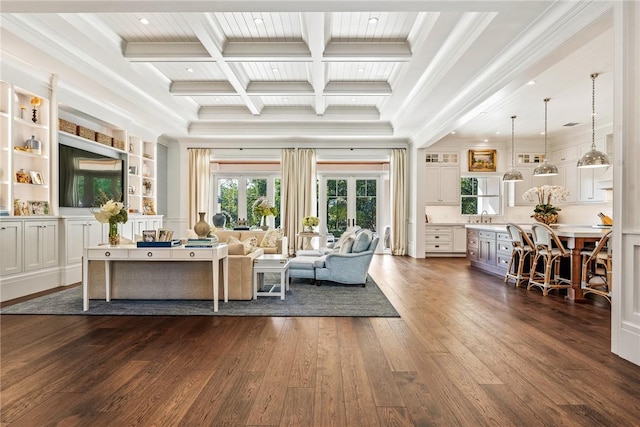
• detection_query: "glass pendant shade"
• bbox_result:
[503,115,523,182]
[577,73,610,169]
[533,98,558,177]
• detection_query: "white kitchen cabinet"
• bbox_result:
[424,224,466,256]
[23,219,58,272]
[579,168,607,203]
[0,220,23,275]
[453,225,467,252]
[550,163,578,203]
[425,166,460,205]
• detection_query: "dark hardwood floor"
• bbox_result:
[2,256,639,426]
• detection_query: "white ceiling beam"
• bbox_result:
[324,82,391,95]
[324,42,412,61]
[189,121,394,136]
[246,81,314,95]
[188,13,262,115]
[199,105,380,120]
[303,12,327,115]
[223,42,311,61]
[170,81,236,95]
[124,42,211,62]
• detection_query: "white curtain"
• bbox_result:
[188,148,211,228]
[390,148,407,255]
[281,148,316,254]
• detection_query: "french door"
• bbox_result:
[320,177,379,239]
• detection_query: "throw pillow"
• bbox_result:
[340,236,355,254]
[228,235,258,254]
[352,229,373,253]
[260,228,284,248]
[333,231,355,249]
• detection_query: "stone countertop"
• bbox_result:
[465,223,612,238]
[425,223,468,226]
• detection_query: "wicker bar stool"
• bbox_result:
[581,230,612,303]
[528,223,572,296]
[504,223,535,287]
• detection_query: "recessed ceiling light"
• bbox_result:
[527,80,537,85]
[272,67,279,73]
[351,98,357,101]
[357,67,365,72]
[215,97,221,102]
[479,111,487,115]
[495,131,501,135]
[483,139,489,142]
[450,131,456,135]
[368,17,379,24]
[540,131,546,135]
[186,67,194,73]
[139,17,150,25]
[283,98,289,102]
[254,17,264,24]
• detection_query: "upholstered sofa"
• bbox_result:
[87,229,287,301]
[289,229,379,286]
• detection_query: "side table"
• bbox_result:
[253,254,290,300]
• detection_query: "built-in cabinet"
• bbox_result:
[514,153,549,206]
[0,221,23,275]
[0,80,51,216]
[127,137,157,215]
[23,219,58,272]
[64,217,105,265]
[425,224,466,256]
[467,225,512,277]
[425,167,460,205]
[550,143,606,203]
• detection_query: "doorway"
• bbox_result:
[319,177,379,239]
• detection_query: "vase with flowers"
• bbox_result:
[92,199,128,245]
[522,185,569,225]
[252,197,278,230]
[302,215,319,232]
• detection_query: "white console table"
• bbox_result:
[82,244,229,312]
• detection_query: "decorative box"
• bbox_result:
[112,138,125,150]
[95,132,112,146]
[58,118,77,134]
[137,239,182,248]
[77,126,96,140]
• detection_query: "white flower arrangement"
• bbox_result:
[522,185,569,216]
[92,199,128,224]
[302,216,319,227]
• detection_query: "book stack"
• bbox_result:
[0,206,8,216]
[184,238,217,248]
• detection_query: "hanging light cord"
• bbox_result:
[544,98,549,157]
[591,73,598,149]
[511,115,516,167]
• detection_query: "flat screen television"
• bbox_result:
[59,143,125,208]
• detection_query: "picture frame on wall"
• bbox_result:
[468,149,497,172]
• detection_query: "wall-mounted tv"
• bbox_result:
[59,143,125,208]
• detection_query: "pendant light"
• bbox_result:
[577,73,610,168]
[503,115,523,182]
[533,98,558,176]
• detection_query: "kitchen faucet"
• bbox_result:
[481,210,488,224]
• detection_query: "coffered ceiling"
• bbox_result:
[0,1,614,149]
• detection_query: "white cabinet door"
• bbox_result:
[425,167,460,205]
[66,219,104,265]
[579,168,606,203]
[148,216,163,230]
[0,221,23,276]
[453,226,467,253]
[24,220,58,272]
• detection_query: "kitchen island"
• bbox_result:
[466,224,610,300]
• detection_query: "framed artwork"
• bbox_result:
[14,199,29,216]
[468,149,497,172]
[30,171,44,185]
[157,229,173,242]
[28,200,49,215]
[142,230,157,242]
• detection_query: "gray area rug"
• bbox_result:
[0,276,399,317]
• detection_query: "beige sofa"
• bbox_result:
[87,230,287,301]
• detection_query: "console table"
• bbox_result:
[82,244,229,312]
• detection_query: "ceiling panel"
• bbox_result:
[329,11,418,41]
[214,12,303,42]
[152,62,226,81]
[325,96,387,109]
[327,62,398,82]
[260,95,314,107]
[96,13,197,42]
[191,96,245,106]
[242,62,309,82]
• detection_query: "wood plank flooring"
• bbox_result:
[2,256,640,426]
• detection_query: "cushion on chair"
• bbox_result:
[352,230,373,253]
[333,231,355,250]
[340,236,355,254]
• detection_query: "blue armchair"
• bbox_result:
[315,235,379,286]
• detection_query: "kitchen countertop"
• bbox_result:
[465,223,611,238]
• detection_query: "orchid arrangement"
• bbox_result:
[522,185,569,216]
[302,216,319,227]
[92,199,128,225]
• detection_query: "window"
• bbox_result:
[460,176,501,215]
[215,176,280,228]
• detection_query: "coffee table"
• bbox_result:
[253,254,290,300]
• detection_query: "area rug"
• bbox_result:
[0,276,399,317]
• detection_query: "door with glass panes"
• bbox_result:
[320,177,378,240]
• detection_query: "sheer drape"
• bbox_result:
[188,148,211,228]
[281,148,316,254]
[390,148,407,255]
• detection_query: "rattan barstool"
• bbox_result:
[581,230,613,303]
[504,223,535,287]
[528,223,572,296]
